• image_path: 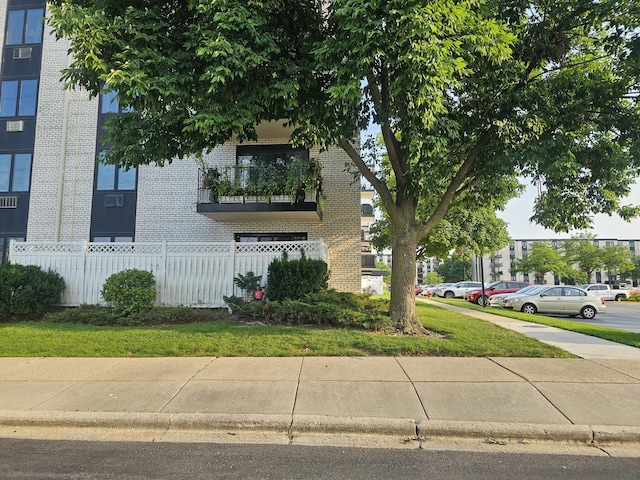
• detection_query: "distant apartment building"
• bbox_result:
[472,238,640,286]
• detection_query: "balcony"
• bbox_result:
[361,203,375,221]
[196,162,322,222]
[361,253,377,269]
[360,184,375,200]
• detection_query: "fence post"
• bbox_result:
[81,241,88,305]
[159,240,167,305]
[230,241,237,298]
[8,238,14,263]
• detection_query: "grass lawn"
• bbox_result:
[0,302,573,358]
[434,298,640,349]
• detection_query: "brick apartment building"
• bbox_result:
[0,0,361,293]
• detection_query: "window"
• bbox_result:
[92,236,133,243]
[1,236,25,264]
[235,233,307,242]
[95,160,137,191]
[563,288,585,297]
[0,153,31,192]
[6,8,44,45]
[100,90,132,114]
[235,144,309,189]
[100,90,119,114]
[546,287,563,296]
[0,79,38,117]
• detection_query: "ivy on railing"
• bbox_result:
[200,158,322,203]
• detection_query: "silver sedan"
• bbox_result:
[502,285,607,319]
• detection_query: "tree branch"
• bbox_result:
[417,128,494,238]
[366,68,406,182]
[340,139,397,215]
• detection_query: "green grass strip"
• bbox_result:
[435,298,640,349]
[0,304,571,358]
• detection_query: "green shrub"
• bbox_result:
[265,251,329,301]
[0,264,65,315]
[101,269,156,316]
[240,290,392,331]
[46,305,121,325]
[47,305,228,326]
[223,295,266,320]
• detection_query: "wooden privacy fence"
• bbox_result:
[8,240,330,308]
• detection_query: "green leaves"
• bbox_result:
[48,0,640,328]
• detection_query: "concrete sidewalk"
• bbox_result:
[1,302,639,453]
[1,356,639,452]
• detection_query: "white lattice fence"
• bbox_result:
[9,240,328,308]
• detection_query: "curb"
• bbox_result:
[2,411,640,445]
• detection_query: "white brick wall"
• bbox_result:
[28,20,98,241]
[135,141,361,292]
[17,9,361,293]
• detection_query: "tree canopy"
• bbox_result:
[49,0,640,332]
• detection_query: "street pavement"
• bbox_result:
[0,301,639,454]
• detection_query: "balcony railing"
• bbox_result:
[196,162,323,221]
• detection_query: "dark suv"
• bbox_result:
[465,281,531,306]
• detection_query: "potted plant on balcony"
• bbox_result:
[218,179,244,203]
[202,168,220,203]
[284,158,323,203]
[304,158,322,202]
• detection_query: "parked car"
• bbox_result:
[436,281,483,299]
[579,284,631,302]
[487,285,540,308]
[502,285,606,319]
[465,281,531,306]
[422,283,453,297]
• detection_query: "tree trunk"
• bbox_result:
[388,202,428,334]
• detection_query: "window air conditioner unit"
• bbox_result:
[6,120,24,132]
[0,196,18,208]
[13,47,32,59]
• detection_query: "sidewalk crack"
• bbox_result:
[287,357,305,444]
[487,358,575,424]
[394,357,429,420]
[159,357,218,413]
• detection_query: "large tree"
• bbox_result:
[49,0,640,333]
[563,233,605,282]
[601,244,635,284]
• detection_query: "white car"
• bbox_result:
[503,285,607,319]
[436,281,483,299]
[423,283,453,297]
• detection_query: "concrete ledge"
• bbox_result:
[168,413,291,432]
[417,420,594,443]
[592,425,640,444]
[0,411,291,434]
[291,415,419,437]
[0,410,171,430]
[2,411,640,446]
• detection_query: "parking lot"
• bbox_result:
[550,302,640,333]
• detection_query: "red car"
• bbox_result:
[465,281,531,306]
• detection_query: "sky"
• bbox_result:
[498,180,640,240]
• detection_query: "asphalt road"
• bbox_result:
[576,302,640,333]
[0,439,638,480]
